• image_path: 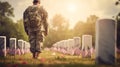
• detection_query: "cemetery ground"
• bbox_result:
[0,50,120,67]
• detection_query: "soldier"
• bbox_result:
[23,0,48,59]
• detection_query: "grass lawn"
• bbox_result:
[0,50,120,67]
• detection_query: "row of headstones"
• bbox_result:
[51,35,94,58]
[0,19,117,65]
[0,37,30,56]
[51,19,116,65]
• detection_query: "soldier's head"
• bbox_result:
[33,0,40,5]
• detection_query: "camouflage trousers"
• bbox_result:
[28,30,43,53]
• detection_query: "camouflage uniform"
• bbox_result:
[23,5,48,53]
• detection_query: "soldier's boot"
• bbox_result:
[34,52,41,59]
[35,42,43,59]
[33,52,36,59]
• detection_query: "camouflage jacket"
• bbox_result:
[23,5,48,33]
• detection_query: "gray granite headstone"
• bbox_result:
[0,36,6,57]
[95,19,116,65]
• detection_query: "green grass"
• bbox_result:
[0,50,120,67]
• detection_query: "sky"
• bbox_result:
[1,0,120,28]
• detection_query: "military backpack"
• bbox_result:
[27,6,42,28]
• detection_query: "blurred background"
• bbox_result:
[0,0,119,49]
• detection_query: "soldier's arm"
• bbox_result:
[23,9,29,35]
[42,8,48,36]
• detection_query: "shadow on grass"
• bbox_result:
[0,62,119,67]
[0,62,95,67]
[0,60,119,67]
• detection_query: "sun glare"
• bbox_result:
[67,3,77,13]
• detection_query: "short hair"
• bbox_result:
[33,0,40,4]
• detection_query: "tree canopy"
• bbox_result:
[0,1,14,17]
[44,14,99,47]
[0,1,28,47]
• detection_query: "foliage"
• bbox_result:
[0,1,16,46]
[44,15,98,47]
[0,1,99,48]
[0,1,14,17]
[44,14,72,47]
[0,1,28,47]
[15,19,28,41]
[73,15,98,46]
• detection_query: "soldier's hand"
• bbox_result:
[42,30,48,36]
[43,31,48,36]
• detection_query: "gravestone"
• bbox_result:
[63,40,68,50]
[95,19,116,65]
[73,37,81,48]
[64,40,69,55]
[82,35,92,57]
[18,39,24,55]
[66,40,69,49]
[68,39,75,55]
[18,39,23,49]
[23,41,27,54]
[0,36,6,57]
[68,39,75,49]
[24,42,30,53]
[9,38,16,55]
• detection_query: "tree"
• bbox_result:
[51,14,69,31]
[0,16,16,47]
[0,1,28,47]
[0,1,15,47]
[44,14,71,47]
[0,1,14,17]
[73,15,99,46]
[15,19,28,41]
[0,1,14,26]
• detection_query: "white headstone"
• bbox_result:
[82,35,92,57]
[9,38,16,55]
[24,42,30,53]
[18,39,24,55]
[18,39,23,50]
[10,38,16,49]
[73,37,81,48]
[23,41,26,50]
[95,19,116,65]
[0,36,6,57]
[82,35,92,50]
[63,40,68,49]
[65,40,69,49]
[67,39,75,55]
[68,39,75,49]
[23,41,27,54]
